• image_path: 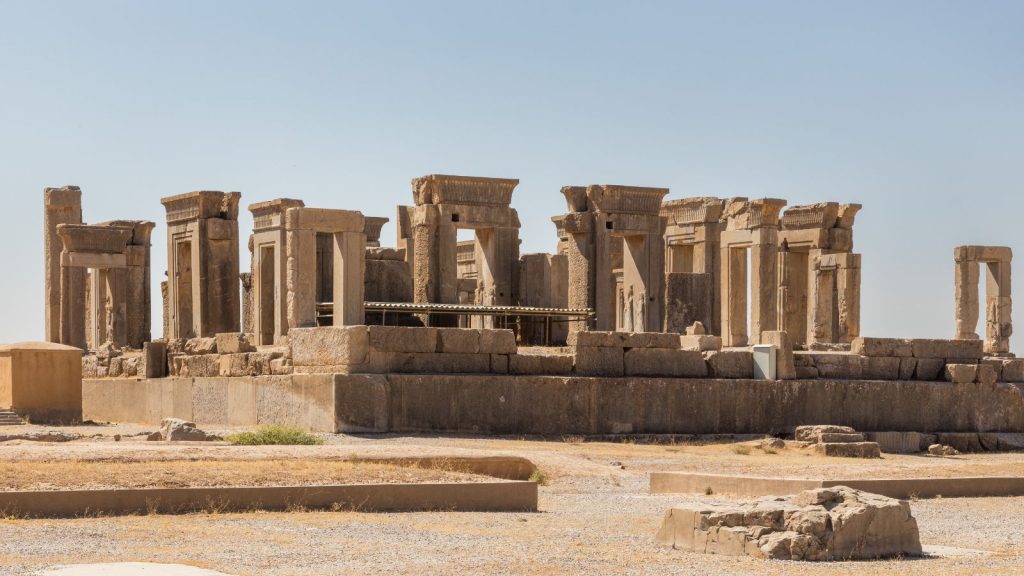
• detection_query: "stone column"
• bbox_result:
[411,205,439,304]
[985,260,1012,354]
[44,187,83,343]
[721,245,749,347]
[749,231,779,346]
[955,256,981,340]
[836,253,861,343]
[808,256,836,346]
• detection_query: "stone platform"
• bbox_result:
[83,373,1024,435]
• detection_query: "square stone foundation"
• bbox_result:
[0,341,83,422]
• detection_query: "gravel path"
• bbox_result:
[0,429,1022,574]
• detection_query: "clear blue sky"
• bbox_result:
[2,1,1022,352]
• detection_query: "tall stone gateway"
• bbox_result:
[777,202,862,347]
[553,184,668,335]
[249,199,366,345]
[398,174,520,327]
[955,245,1013,354]
[719,198,787,347]
[161,191,241,339]
[661,197,727,335]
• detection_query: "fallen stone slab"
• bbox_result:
[794,425,856,442]
[43,563,233,575]
[147,418,219,442]
[812,442,881,459]
[656,486,922,561]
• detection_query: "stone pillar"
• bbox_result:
[411,205,439,304]
[955,257,981,340]
[985,260,1012,354]
[835,253,861,343]
[251,199,304,345]
[749,231,779,345]
[722,245,749,347]
[44,187,83,343]
[808,255,836,346]
[124,221,155,348]
[333,230,366,326]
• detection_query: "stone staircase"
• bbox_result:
[796,425,881,458]
[0,409,26,426]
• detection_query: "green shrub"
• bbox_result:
[226,425,324,446]
[529,470,549,486]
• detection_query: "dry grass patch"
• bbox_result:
[0,459,491,491]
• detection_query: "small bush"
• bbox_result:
[704,486,714,495]
[529,470,549,486]
[731,445,752,456]
[226,425,323,446]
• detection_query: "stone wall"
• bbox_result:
[82,372,1024,435]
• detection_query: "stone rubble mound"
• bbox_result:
[656,486,922,561]
[147,418,219,442]
[795,425,881,458]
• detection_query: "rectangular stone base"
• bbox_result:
[82,374,1024,435]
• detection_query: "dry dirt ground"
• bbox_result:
[0,425,1023,575]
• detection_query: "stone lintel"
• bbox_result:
[161,191,241,223]
[61,252,128,269]
[285,207,364,233]
[55,224,133,254]
[955,245,1012,263]
[780,202,840,230]
[584,184,669,215]
[661,197,727,225]
[836,203,862,229]
[412,174,519,207]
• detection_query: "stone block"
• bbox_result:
[387,352,491,374]
[865,431,927,454]
[656,486,921,561]
[795,366,819,379]
[898,357,917,380]
[491,354,509,374]
[218,354,249,377]
[913,358,944,381]
[436,328,481,353]
[574,346,624,376]
[368,325,437,353]
[679,335,722,352]
[290,326,369,367]
[861,357,901,380]
[944,363,978,384]
[1003,359,1024,382]
[508,354,574,375]
[811,354,862,380]
[936,432,982,453]
[567,331,626,348]
[817,432,865,443]
[214,332,255,354]
[479,329,517,354]
[795,425,856,442]
[976,363,998,385]
[621,332,680,349]
[910,339,983,360]
[141,340,167,379]
[704,350,753,379]
[851,337,912,358]
[812,442,881,458]
[179,354,220,378]
[624,348,708,378]
[761,331,795,380]
[184,337,217,355]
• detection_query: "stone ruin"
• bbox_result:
[656,486,922,561]
[29,175,1024,436]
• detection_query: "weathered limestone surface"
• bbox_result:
[656,487,921,561]
[954,245,1012,354]
[0,342,83,423]
[555,184,668,335]
[162,191,241,339]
